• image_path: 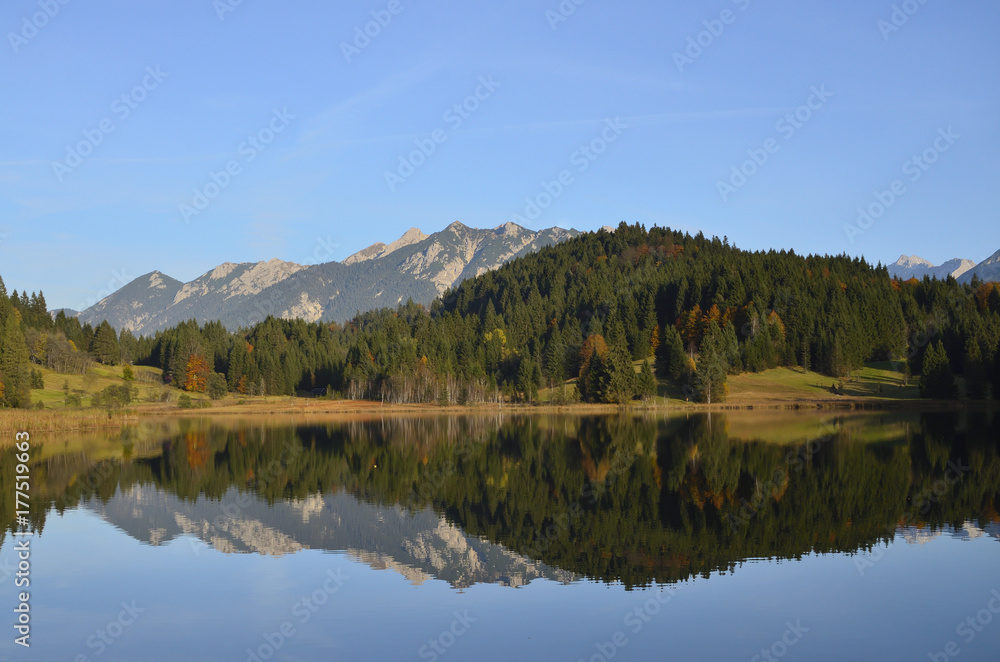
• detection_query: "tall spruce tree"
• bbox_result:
[655,325,687,382]
[920,341,957,400]
[638,359,656,401]
[0,308,31,408]
[90,321,121,365]
[694,326,728,404]
[963,338,989,400]
[601,335,636,404]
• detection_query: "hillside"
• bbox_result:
[129,223,1000,406]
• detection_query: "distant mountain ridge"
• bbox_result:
[888,251,999,284]
[961,249,1000,284]
[77,222,578,335]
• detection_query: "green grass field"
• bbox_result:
[539,360,921,408]
[30,363,171,409]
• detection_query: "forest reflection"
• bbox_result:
[4,411,998,587]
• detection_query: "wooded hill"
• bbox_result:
[2,223,999,408]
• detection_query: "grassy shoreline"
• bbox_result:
[2,362,992,436]
[0,393,991,436]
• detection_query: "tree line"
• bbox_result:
[1,224,999,407]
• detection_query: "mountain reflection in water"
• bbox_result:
[4,411,998,589]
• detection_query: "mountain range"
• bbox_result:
[76,223,998,336]
[889,250,1000,284]
[78,222,578,335]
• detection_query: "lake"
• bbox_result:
[2,411,999,661]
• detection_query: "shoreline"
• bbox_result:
[0,396,994,434]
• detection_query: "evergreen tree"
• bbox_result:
[989,287,1000,316]
[577,334,608,402]
[694,326,728,404]
[919,341,957,400]
[0,310,31,408]
[638,359,656,401]
[963,338,989,400]
[655,325,687,382]
[515,355,538,403]
[544,335,566,387]
[600,336,636,404]
[90,321,120,365]
[119,328,138,364]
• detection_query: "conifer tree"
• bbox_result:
[694,326,728,404]
[919,341,957,400]
[655,325,687,382]
[638,359,656,401]
[963,338,989,400]
[0,310,31,408]
[90,320,121,365]
[544,335,566,387]
[601,335,636,404]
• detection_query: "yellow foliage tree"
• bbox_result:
[184,354,209,393]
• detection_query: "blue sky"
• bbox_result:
[1,0,997,310]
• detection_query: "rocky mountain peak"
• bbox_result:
[77,222,579,335]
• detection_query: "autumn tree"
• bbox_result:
[184,354,210,393]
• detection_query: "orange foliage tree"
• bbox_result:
[184,354,210,392]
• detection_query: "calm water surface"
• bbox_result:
[2,412,999,661]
